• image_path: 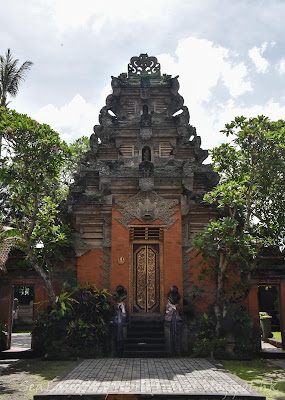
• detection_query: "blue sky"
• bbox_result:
[1,0,285,150]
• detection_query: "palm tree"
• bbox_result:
[0,48,33,107]
[0,49,33,156]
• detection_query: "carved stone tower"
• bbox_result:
[67,54,218,316]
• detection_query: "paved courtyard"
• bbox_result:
[10,332,32,349]
[35,358,265,399]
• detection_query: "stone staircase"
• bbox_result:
[123,316,168,358]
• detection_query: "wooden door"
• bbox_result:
[133,244,160,313]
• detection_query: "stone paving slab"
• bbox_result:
[34,358,265,399]
[10,333,32,349]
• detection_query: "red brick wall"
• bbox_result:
[110,204,184,314]
[183,248,216,314]
[110,206,131,299]
[163,209,183,305]
[77,248,109,290]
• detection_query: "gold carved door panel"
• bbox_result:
[133,244,160,313]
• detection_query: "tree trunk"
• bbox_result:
[28,248,57,308]
[214,253,228,336]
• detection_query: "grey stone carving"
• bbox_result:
[139,160,154,177]
[173,106,190,126]
[128,54,161,76]
[140,87,150,99]
[89,133,99,155]
[102,216,112,248]
[72,232,92,257]
[140,127,152,140]
[116,191,179,229]
[139,177,154,192]
[100,247,111,290]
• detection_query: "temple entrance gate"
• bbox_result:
[130,226,163,315]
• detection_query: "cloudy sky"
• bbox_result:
[1,0,285,150]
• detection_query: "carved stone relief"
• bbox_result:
[99,177,111,192]
[182,216,191,247]
[182,177,194,192]
[140,127,152,141]
[182,160,194,191]
[102,216,112,248]
[73,232,92,257]
[116,191,179,229]
[182,249,193,294]
[181,195,190,216]
[100,247,111,290]
[128,54,161,76]
[139,177,154,192]
[141,88,150,99]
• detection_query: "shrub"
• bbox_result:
[193,337,228,358]
[32,283,111,358]
[192,313,228,358]
[232,307,259,357]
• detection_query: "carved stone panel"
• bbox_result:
[116,191,179,229]
[139,178,154,192]
[140,127,152,141]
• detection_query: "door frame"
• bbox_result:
[257,283,284,349]
[129,226,164,316]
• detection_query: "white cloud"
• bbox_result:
[35,83,112,143]
[248,42,270,73]
[44,0,174,32]
[30,35,285,153]
[212,98,285,145]
[276,58,285,75]
[160,37,252,106]
[35,94,99,142]
[155,38,254,150]
[157,38,283,150]
[222,62,252,97]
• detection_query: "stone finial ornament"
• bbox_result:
[128,53,161,76]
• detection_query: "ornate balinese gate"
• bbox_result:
[130,226,163,314]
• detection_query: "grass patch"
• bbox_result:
[272,331,282,340]
[222,359,285,400]
[0,358,75,400]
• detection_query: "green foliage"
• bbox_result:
[223,359,285,400]
[60,136,89,188]
[0,48,33,108]
[32,284,111,358]
[0,108,71,305]
[193,337,228,358]
[192,313,228,358]
[195,313,216,340]
[232,307,259,357]
[192,115,285,335]
[217,115,285,243]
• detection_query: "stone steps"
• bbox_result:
[123,317,168,358]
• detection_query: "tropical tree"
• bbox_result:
[192,116,285,335]
[60,136,89,187]
[0,48,33,156]
[0,49,33,107]
[0,108,69,307]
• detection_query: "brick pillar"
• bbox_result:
[247,284,260,329]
